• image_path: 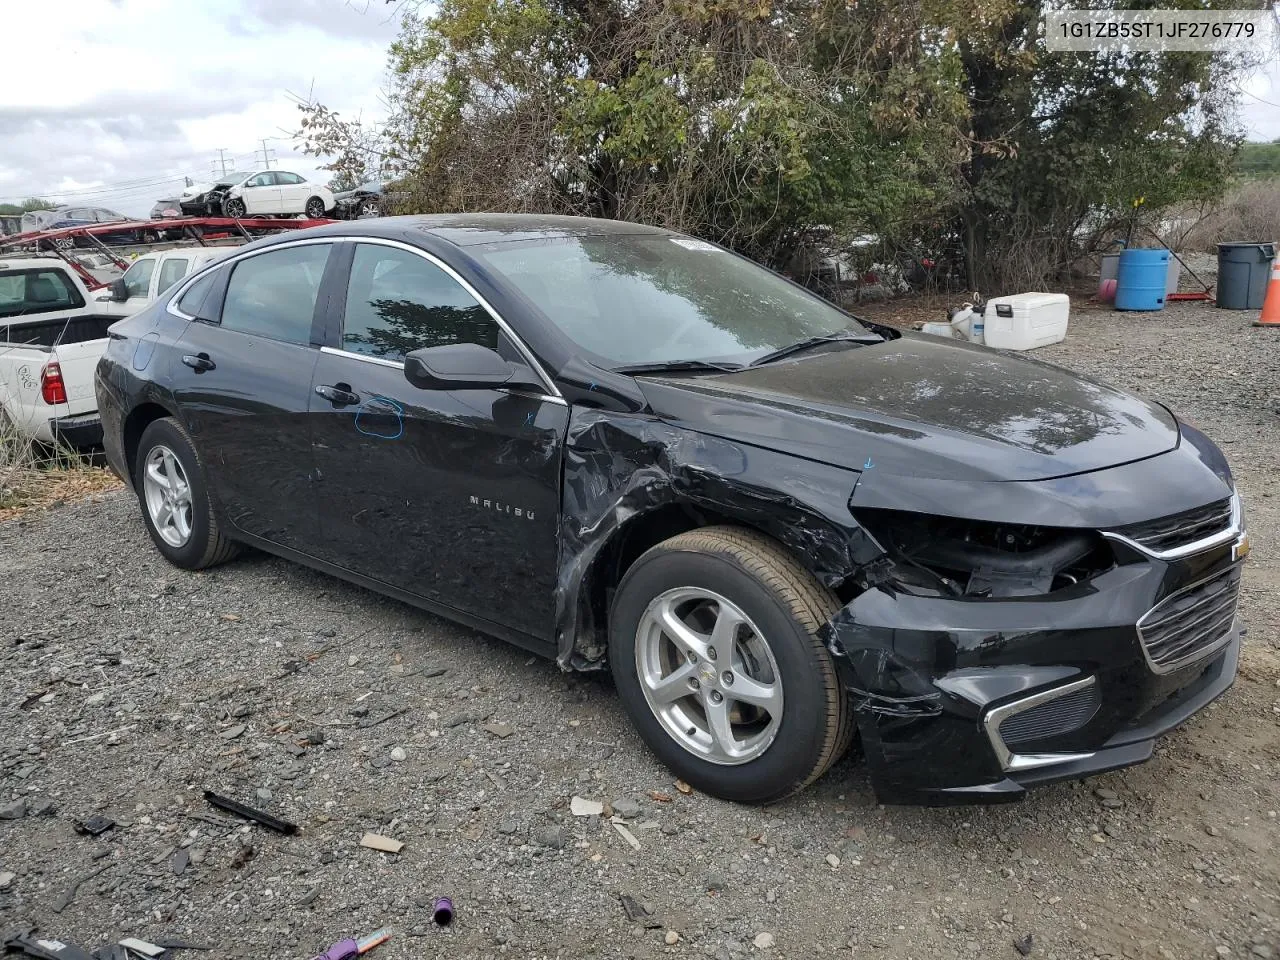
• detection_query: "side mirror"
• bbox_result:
[404,343,542,392]
[110,278,128,302]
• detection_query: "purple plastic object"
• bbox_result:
[433,896,454,926]
[309,939,358,960]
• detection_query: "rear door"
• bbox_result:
[275,172,309,213]
[169,241,336,553]
[307,240,568,639]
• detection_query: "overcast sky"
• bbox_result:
[0,0,399,217]
[0,0,1277,219]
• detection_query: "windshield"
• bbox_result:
[475,234,864,367]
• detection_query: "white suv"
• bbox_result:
[221,171,335,219]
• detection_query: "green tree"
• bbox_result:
[1237,141,1280,179]
[296,0,1260,288]
[0,198,60,216]
[950,0,1257,288]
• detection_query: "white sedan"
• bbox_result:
[220,171,335,219]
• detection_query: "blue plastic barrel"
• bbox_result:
[1114,248,1170,311]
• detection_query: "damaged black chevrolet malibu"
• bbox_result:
[95,215,1249,804]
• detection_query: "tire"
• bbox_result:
[133,417,239,570]
[609,526,854,803]
[304,196,326,219]
[222,197,246,219]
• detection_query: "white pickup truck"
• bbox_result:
[0,258,116,450]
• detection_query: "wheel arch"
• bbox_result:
[562,492,872,670]
[122,400,179,485]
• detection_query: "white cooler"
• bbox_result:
[981,293,1070,350]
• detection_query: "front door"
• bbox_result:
[170,242,334,552]
[239,172,279,215]
[308,240,567,640]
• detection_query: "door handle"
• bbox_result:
[182,353,215,372]
[315,383,360,406]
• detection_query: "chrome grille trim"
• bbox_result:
[1103,490,1241,560]
[1136,566,1242,675]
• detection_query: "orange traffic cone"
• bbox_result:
[1255,255,1280,327]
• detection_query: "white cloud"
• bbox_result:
[0,0,398,215]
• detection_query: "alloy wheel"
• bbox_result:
[306,198,325,219]
[142,445,193,548]
[634,587,784,765]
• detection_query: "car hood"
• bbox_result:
[635,334,1179,482]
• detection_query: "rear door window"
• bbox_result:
[340,243,497,361]
[156,257,190,295]
[221,244,330,345]
[176,271,217,316]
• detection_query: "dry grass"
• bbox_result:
[1176,180,1280,253]
[0,424,123,522]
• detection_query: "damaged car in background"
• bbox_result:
[94,215,1248,805]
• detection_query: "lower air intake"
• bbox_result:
[999,682,1101,746]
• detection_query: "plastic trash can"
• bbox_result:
[1115,248,1170,311]
[1216,242,1276,309]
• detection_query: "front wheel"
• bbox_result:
[304,196,326,219]
[609,527,854,804]
[222,197,246,218]
[134,417,239,569]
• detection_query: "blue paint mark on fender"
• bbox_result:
[354,396,405,440]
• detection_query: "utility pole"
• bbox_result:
[256,139,277,170]
[215,149,231,176]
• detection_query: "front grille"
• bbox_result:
[998,683,1101,746]
[1112,498,1233,554]
[1137,567,1242,673]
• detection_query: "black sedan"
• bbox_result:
[94,215,1249,805]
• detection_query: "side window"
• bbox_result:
[176,271,216,315]
[221,244,330,345]
[341,244,497,361]
[156,258,189,296]
[247,173,272,188]
[122,258,156,298]
[277,172,304,185]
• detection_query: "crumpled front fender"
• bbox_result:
[554,408,880,668]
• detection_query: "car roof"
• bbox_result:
[269,213,676,248]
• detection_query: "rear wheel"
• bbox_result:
[134,417,239,569]
[609,527,853,803]
[304,196,326,219]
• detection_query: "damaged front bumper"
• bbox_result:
[824,540,1246,805]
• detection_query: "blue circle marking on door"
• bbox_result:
[353,395,405,440]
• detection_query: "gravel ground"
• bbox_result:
[1,297,1278,960]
